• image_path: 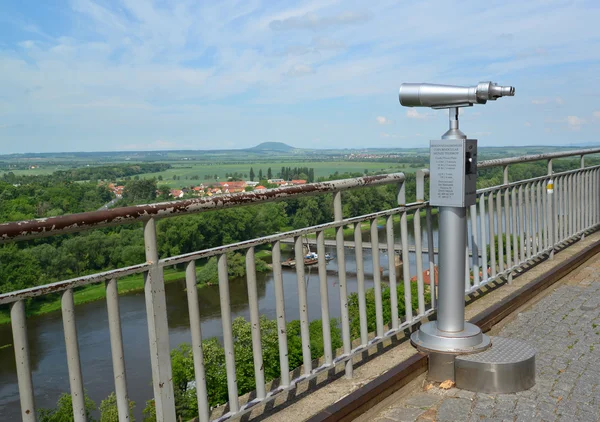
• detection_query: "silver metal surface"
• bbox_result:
[428,353,456,382]
[62,288,86,422]
[455,336,536,393]
[354,222,368,346]
[371,219,384,337]
[437,207,467,332]
[317,230,333,364]
[218,253,239,413]
[399,82,514,109]
[105,277,130,421]
[294,236,312,375]
[11,300,36,422]
[272,240,290,386]
[186,261,210,422]
[334,192,352,378]
[387,214,400,329]
[410,321,490,354]
[143,218,176,421]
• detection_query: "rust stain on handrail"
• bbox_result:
[0,173,405,243]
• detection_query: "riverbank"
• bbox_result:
[0,249,274,326]
[0,209,436,326]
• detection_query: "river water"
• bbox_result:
[0,213,465,420]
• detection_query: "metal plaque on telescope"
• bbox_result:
[429,139,477,207]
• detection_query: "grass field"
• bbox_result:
[141,161,422,188]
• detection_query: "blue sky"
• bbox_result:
[0,0,599,153]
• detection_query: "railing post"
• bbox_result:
[503,165,509,185]
[143,218,176,421]
[185,261,210,422]
[333,191,352,378]
[399,183,413,324]
[11,300,36,422]
[547,179,555,259]
[416,169,428,202]
[547,159,553,175]
[580,155,585,169]
[105,278,131,421]
[62,288,86,422]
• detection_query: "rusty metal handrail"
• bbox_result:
[0,173,405,244]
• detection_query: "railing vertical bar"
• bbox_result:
[386,214,400,329]
[400,186,413,323]
[479,194,488,283]
[530,184,538,257]
[488,193,497,277]
[555,176,561,244]
[497,190,505,273]
[414,211,425,315]
[577,171,582,234]
[537,182,544,253]
[504,189,511,270]
[561,176,567,241]
[217,253,239,412]
[470,203,480,287]
[547,180,555,258]
[245,248,266,399]
[557,176,563,241]
[511,187,518,266]
[272,240,290,386]
[569,174,574,237]
[370,220,384,337]
[317,230,333,364]
[294,236,312,375]
[524,184,531,259]
[62,288,86,422]
[354,223,368,345]
[105,277,131,422]
[518,186,525,263]
[143,218,176,421]
[426,208,436,308]
[542,178,549,250]
[11,300,36,422]
[333,191,352,378]
[587,170,592,230]
[185,261,211,422]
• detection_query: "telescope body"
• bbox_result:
[399,82,515,109]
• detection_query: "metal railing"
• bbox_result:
[1,149,599,422]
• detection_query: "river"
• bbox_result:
[5,208,535,420]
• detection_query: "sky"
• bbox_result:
[0,0,599,154]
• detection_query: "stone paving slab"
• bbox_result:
[373,257,600,422]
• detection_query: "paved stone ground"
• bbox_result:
[374,258,600,422]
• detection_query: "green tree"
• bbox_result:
[39,392,96,422]
[99,392,135,422]
[249,167,255,181]
[267,167,272,179]
[258,169,263,180]
[122,179,157,203]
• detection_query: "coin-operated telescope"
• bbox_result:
[399,82,515,382]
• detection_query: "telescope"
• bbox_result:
[399,82,515,109]
[400,80,517,383]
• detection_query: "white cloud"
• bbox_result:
[567,115,586,130]
[375,116,391,125]
[594,111,600,119]
[531,97,564,105]
[270,11,371,31]
[406,109,428,119]
[524,122,532,127]
[286,64,315,77]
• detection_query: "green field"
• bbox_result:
[141,161,422,188]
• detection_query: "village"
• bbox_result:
[103,178,308,200]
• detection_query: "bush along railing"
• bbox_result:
[0,149,599,422]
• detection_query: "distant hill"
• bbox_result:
[249,142,296,152]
